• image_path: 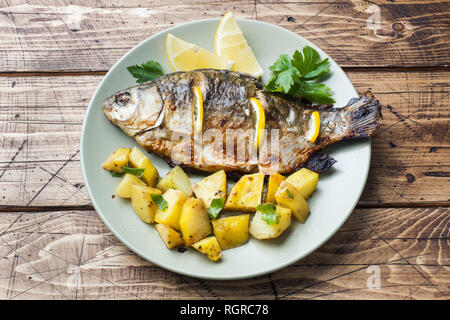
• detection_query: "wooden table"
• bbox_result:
[0,0,448,300]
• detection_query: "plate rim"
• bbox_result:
[80,17,371,280]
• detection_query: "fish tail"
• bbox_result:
[344,91,382,139]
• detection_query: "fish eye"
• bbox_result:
[114,92,131,106]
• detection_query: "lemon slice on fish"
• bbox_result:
[215,11,264,77]
[192,86,203,134]
[306,111,320,143]
[166,33,234,72]
[249,97,265,150]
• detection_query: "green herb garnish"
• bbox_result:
[123,165,145,178]
[265,46,335,104]
[208,198,225,219]
[110,171,123,177]
[285,189,294,199]
[256,203,279,225]
[150,194,168,211]
[127,60,164,84]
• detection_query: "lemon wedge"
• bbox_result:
[215,11,264,77]
[166,33,234,72]
[249,97,265,150]
[192,86,203,134]
[306,111,320,143]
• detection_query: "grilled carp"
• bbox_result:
[102,69,381,176]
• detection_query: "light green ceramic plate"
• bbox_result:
[81,18,370,280]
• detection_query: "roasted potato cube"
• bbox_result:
[285,168,318,199]
[129,147,159,186]
[192,236,222,261]
[179,198,212,246]
[212,215,249,250]
[192,170,227,208]
[154,189,187,230]
[275,181,309,223]
[130,185,161,223]
[157,166,192,196]
[224,173,264,212]
[249,206,291,239]
[265,173,285,203]
[155,224,185,249]
[102,148,131,173]
[116,173,146,199]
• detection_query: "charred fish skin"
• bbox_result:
[102,69,381,175]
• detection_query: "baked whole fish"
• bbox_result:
[102,69,381,176]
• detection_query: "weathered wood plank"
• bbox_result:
[1,70,448,206]
[0,207,447,299]
[0,0,449,72]
[350,70,450,205]
[273,207,449,300]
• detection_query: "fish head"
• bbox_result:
[102,85,164,137]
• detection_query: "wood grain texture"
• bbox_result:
[1,71,448,207]
[1,0,449,301]
[0,0,449,72]
[0,207,447,299]
[350,70,450,206]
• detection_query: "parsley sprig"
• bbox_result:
[110,171,123,177]
[127,60,164,83]
[123,165,145,178]
[208,198,225,220]
[285,189,294,199]
[110,166,145,178]
[265,46,335,104]
[256,203,279,225]
[150,194,168,211]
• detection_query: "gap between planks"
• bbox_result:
[0,66,449,77]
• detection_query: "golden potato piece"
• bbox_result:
[154,189,187,230]
[179,198,212,246]
[155,224,185,249]
[129,147,159,186]
[130,185,161,223]
[102,148,131,173]
[275,181,309,223]
[265,173,285,203]
[285,168,318,199]
[192,236,222,261]
[157,166,192,196]
[224,173,264,212]
[212,215,249,250]
[116,173,146,199]
[192,170,227,208]
[250,206,291,239]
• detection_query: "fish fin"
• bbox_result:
[305,153,337,172]
[345,91,382,139]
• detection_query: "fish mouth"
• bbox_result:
[101,100,117,123]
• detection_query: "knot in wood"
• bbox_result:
[392,22,406,33]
